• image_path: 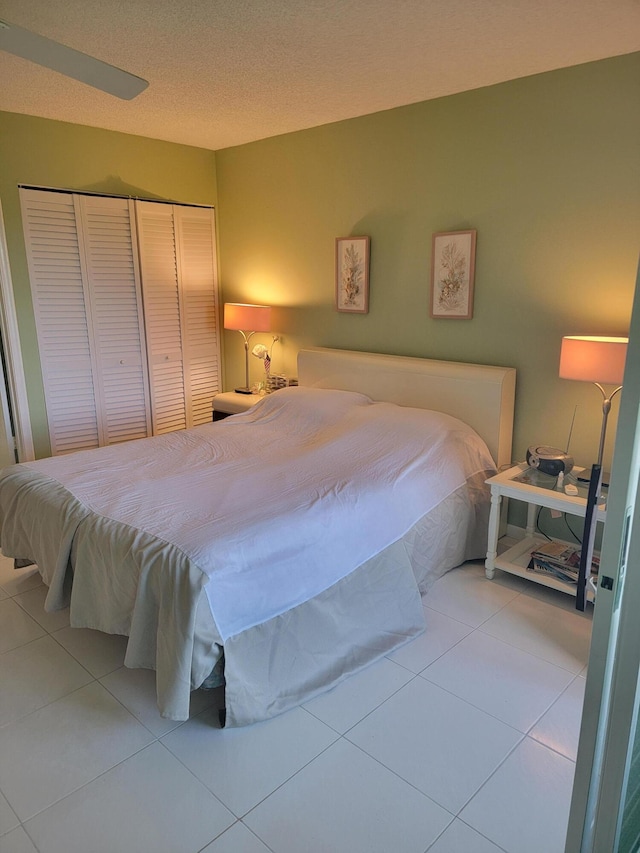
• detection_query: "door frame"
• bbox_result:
[0,199,35,462]
[565,261,640,851]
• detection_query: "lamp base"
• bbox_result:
[234,386,252,395]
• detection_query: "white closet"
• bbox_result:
[20,188,221,456]
[136,201,221,434]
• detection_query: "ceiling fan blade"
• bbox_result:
[0,19,148,100]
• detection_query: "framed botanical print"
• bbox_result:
[430,230,477,319]
[335,236,370,313]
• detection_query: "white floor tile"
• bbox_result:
[0,599,45,654]
[302,656,412,733]
[162,706,338,817]
[25,743,234,853]
[0,635,92,727]
[100,665,220,736]
[0,792,19,836]
[201,821,272,853]
[425,564,519,627]
[52,625,128,677]
[529,676,586,760]
[460,737,575,853]
[421,630,574,731]
[480,593,592,673]
[13,585,70,633]
[0,681,154,821]
[487,565,534,593]
[489,555,590,614]
[427,819,507,853]
[0,826,38,853]
[245,738,452,853]
[387,606,472,673]
[0,555,596,853]
[347,678,522,813]
[0,559,42,598]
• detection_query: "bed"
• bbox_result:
[0,347,515,727]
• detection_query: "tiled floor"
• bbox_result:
[0,553,592,853]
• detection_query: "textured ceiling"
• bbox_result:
[0,0,638,151]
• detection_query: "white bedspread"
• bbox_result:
[21,387,495,641]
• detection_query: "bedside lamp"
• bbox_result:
[559,336,628,470]
[224,303,271,394]
[560,335,628,613]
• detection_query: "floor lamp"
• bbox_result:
[559,335,628,610]
[559,336,628,474]
[224,303,271,394]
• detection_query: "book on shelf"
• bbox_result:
[527,541,599,585]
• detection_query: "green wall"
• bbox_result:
[0,111,218,457]
[216,53,640,479]
[1,54,639,478]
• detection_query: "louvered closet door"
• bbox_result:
[135,202,187,434]
[75,195,152,444]
[136,201,221,433]
[174,206,221,426]
[21,188,152,455]
[22,190,220,454]
[20,188,100,454]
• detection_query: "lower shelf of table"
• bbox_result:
[487,535,596,601]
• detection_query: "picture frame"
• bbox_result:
[430,229,477,320]
[335,236,370,313]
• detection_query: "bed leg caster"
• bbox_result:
[218,708,226,728]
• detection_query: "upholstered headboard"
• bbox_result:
[297,347,516,469]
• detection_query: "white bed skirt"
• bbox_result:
[0,468,489,725]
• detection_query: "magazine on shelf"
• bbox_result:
[527,541,599,585]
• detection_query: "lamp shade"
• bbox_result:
[559,336,628,386]
[223,303,271,332]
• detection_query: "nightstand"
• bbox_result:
[212,391,263,421]
[485,463,607,600]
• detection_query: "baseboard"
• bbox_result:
[506,523,526,540]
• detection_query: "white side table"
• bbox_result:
[485,463,607,599]
[212,392,263,421]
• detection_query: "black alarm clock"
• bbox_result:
[526,445,574,476]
